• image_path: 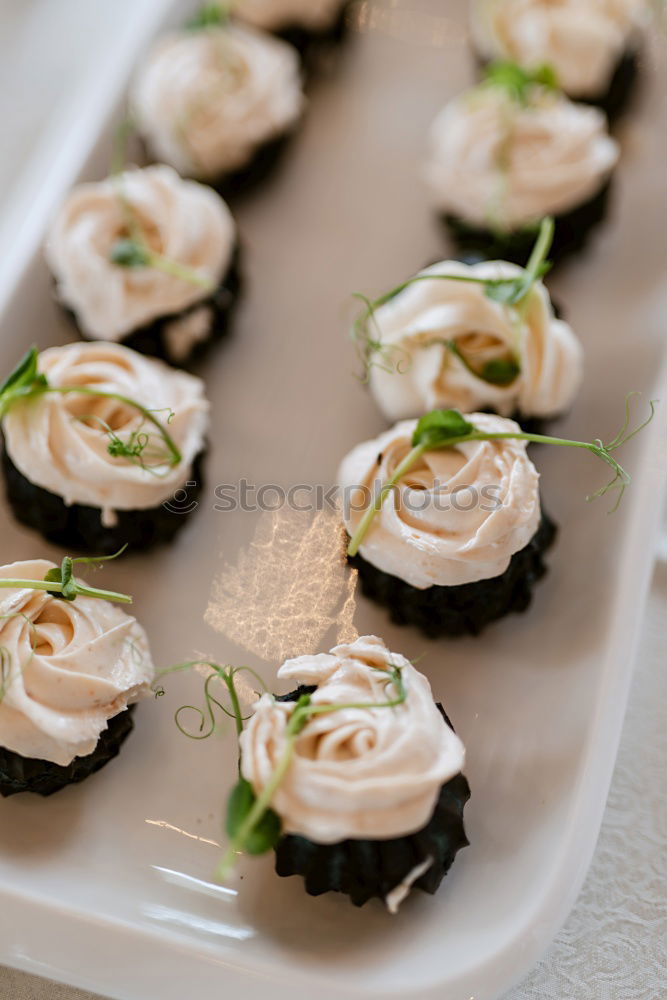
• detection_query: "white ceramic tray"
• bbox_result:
[0,2,666,999]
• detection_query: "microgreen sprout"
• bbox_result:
[218,660,406,879]
[346,395,657,557]
[187,2,232,30]
[483,60,559,104]
[159,658,408,879]
[351,217,554,383]
[0,548,132,606]
[0,347,182,469]
[109,238,215,291]
[155,660,268,739]
[107,117,215,293]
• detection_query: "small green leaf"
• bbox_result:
[43,567,63,599]
[0,348,48,415]
[225,778,282,856]
[59,557,77,601]
[0,347,39,398]
[484,60,559,104]
[44,559,77,601]
[187,3,229,29]
[244,808,282,855]
[480,358,521,386]
[412,409,475,449]
[483,278,528,305]
[225,778,254,837]
[531,64,559,90]
[109,239,151,269]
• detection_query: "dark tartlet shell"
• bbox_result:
[273,692,470,908]
[349,511,557,638]
[0,706,136,798]
[212,130,297,199]
[142,131,297,200]
[63,245,242,369]
[1,445,206,555]
[274,1,351,69]
[593,47,640,123]
[442,180,612,268]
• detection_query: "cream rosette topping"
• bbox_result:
[234,0,347,32]
[339,413,541,588]
[471,0,649,98]
[131,23,304,179]
[2,342,209,521]
[45,165,235,343]
[426,85,619,228]
[240,635,465,843]
[0,560,154,765]
[368,260,583,421]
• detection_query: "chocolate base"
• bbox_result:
[273,694,470,908]
[442,180,612,268]
[0,707,136,798]
[66,244,242,369]
[502,411,548,436]
[276,2,351,69]
[349,511,558,638]
[594,47,640,123]
[1,444,206,555]
[213,131,297,200]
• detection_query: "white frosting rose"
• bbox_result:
[2,342,209,523]
[368,260,583,421]
[45,166,236,343]
[426,85,619,228]
[338,413,541,589]
[131,23,304,179]
[234,0,347,32]
[471,0,650,97]
[0,560,154,766]
[240,635,465,843]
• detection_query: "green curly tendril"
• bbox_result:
[108,118,216,292]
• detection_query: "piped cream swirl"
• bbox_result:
[234,0,347,32]
[471,0,650,98]
[426,85,619,228]
[338,413,541,589]
[240,635,465,843]
[45,165,235,342]
[0,560,154,766]
[368,260,583,421]
[131,24,304,179]
[2,342,209,521]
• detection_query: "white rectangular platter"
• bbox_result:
[0,2,666,999]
